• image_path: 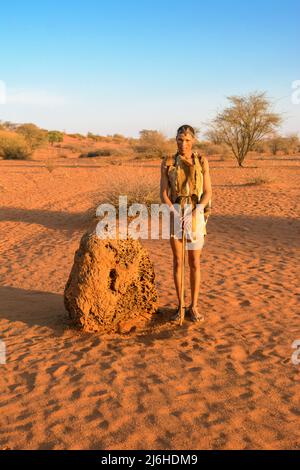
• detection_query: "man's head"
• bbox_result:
[176,124,195,156]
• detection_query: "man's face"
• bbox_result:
[176,132,194,155]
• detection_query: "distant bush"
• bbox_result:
[57,143,81,153]
[67,133,85,140]
[195,141,229,156]
[253,140,270,154]
[112,133,128,143]
[54,143,90,156]
[16,123,48,151]
[87,132,108,142]
[128,137,138,146]
[0,131,32,160]
[48,130,64,146]
[133,129,176,159]
[253,134,300,156]
[0,121,18,131]
[79,149,113,158]
[87,132,98,141]
[269,134,300,155]
[86,132,128,144]
[219,150,233,161]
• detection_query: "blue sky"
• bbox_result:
[0,0,299,137]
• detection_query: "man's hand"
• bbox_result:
[170,203,206,239]
[181,203,205,228]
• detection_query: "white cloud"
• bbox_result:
[6,88,66,106]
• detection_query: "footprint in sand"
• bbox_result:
[179,352,193,362]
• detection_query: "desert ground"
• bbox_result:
[0,148,299,450]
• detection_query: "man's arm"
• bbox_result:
[160,159,174,209]
[198,157,212,209]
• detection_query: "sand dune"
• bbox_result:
[0,156,299,449]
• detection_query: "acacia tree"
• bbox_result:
[206,92,282,166]
[48,130,64,146]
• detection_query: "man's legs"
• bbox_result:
[187,248,202,308]
[170,236,184,305]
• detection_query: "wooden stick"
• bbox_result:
[179,223,186,326]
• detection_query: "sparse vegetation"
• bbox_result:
[96,168,160,215]
[58,143,81,154]
[132,129,176,159]
[67,133,85,140]
[16,123,48,151]
[48,130,64,146]
[79,148,120,158]
[0,120,18,131]
[87,132,108,142]
[0,119,298,165]
[267,133,300,156]
[245,177,270,186]
[112,134,127,143]
[44,157,57,173]
[87,132,130,145]
[0,130,32,160]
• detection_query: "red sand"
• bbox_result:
[0,155,299,449]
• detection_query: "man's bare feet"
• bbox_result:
[171,305,186,321]
[188,305,204,322]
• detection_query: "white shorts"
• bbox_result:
[185,233,205,250]
[170,211,206,250]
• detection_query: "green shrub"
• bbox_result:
[48,130,64,146]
